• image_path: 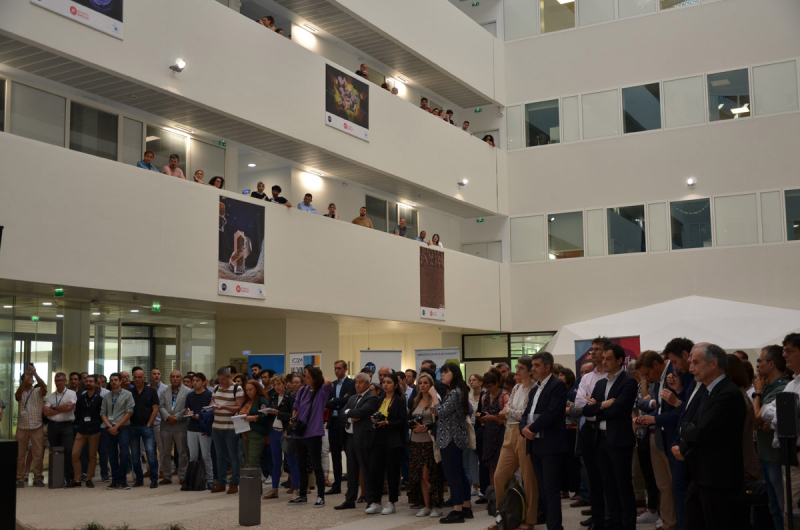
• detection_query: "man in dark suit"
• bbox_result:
[672,343,745,530]
[521,351,567,530]
[583,343,638,530]
[325,360,356,495]
[336,372,379,511]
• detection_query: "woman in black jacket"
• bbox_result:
[263,375,300,499]
[365,372,407,516]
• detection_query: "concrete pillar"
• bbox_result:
[223,145,238,193]
[61,305,91,375]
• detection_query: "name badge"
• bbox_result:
[84,416,91,422]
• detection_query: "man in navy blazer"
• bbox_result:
[325,360,356,495]
[583,343,638,530]
[521,351,567,530]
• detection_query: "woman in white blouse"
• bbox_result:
[427,234,443,248]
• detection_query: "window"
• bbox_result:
[648,203,669,252]
[0,79,5,132]
[786,189,800,241]
[69,102,118,161]
[10,83,66,147]
[506,105,523,150]
[525,99,559,146]
[660,0,700,10]
[618,0,656,18]
[541,0,575,34]
[121,118,143,166]
[510,333,554,360]
[608,205,646,254]
[145,125,187,175]
[714,194,758,247]
[664,76,705,128]
[622,83,661,133]
[579,0,615,26]
[582,89,620,140]
[670,199,712,250]
[548,212,584,259]
[510,215,546,262]
[760,191,783,244]
[753,61,799,116]
[189,139,226,183]
[505,0,539,40]
[562,96,580,143]
[365,195,387,232]
[586,209,604,257]
[708,69,750,122]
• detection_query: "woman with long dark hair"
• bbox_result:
[430,363,473,524]
[239,380,270,468]
[407,373,444,518]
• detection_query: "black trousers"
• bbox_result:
[343,433,361,504]
[296,435,324,499]
[562,428,581,494]
[531,452,564,530]
[581,425,606,529]
[685,483,740,530]
[354,442,373,503]
[48,421,75,481]
[596,434,636,530]
[637,435,660,511]
[370,443,403,504]
[328,418,344,484]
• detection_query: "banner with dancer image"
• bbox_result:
[218,196,265,299]
[325,64,370,142]
[31,0,124,40]
[420,247,445,320]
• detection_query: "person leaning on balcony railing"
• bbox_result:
[162,154,186,179]
[137,150,160,172]
[351,206,373,229]
[208,176,225,189]
[193,169,205,185]
[270,185,292,208]
[355,63,369,80]
[420,97,432,113]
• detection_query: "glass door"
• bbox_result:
[118,323,181,376]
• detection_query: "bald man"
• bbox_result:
[158,370,191,484]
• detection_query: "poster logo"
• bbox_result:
[236,285,241,293]
[70,6,77,14]
[364,362,376,374]
[221,283,227,291]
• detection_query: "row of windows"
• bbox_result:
[510,188,800,263]
[0,78,226,181]
[505,0,717,41]
[506,59,799,149]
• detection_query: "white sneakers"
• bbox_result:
[470,487,480,497]
[430,508,444,518]
[365,503,382,514]
[655,518,663,529]
[416,507,432,517]
[381,502,396,515]
[636,510,659,524]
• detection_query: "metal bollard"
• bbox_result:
[49,446,64,489]
[239,467,262,526]
[1,440,19,530]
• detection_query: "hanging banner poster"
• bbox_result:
[360,350,402,383]
[574,336,641,374]
[420,247,445,320]
[415,348,460,381]
[289,352,321,376]
[31,0,124,40]
[218,195,265,299]
[325,64,370,142]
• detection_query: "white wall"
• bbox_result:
[448,0,504,40]
[0,0,498,214]
[0,133,501,331]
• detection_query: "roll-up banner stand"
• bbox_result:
[415,348,461,381]
[360,350,402,383]
[289,352,321,375]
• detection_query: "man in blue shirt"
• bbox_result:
[136,150,159,172]
[297,193,318,214]
[415,231,427,242]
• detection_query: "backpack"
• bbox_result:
[181,461,207,491]
[486,485,497,516]
[495,479,526,530]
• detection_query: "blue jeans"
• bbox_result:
[441,442,471,507]
[212,429,240,486]
[99,429,110,479]
[269,430,299,489]
[130,425,159,483]
[761,459,784,530]
[107,427,131,486]
[668,451,688,530]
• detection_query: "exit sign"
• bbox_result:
[54,288,64,298]
[151,301,161,312]
[218,140,226,147]
[474,108,482,113]
[477,218,484,223]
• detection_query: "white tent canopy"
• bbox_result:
[550,296,800,360]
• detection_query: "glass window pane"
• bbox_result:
[714,194,758,247]
[69,101,118,161]
[365,195,386,232]
[579,0,615,26]
[510,215,546,262]
[388,200,398,232]
[660,0,700,10]
[464,334,509,359]
[189,139,226,185]
[761,191,783,244]
[670,199,712,250]
[648,202,668,252]
[586,209,604,257]
[785,189,800,241]
[145,125,187,174]
[622,83,661,133]
[664,76,705,128]
[753,61,799,116]
[619,0,656,18]
[608,205,646,254]
[121,117,143,166]
[525,99,560,147]
[0,79,5,132]
[505,0,539,40]
[562,96,580,143]
[398,205,418,239]
[541,0,575,34]
[548,211,584,259]
[10,83,66,147]
[506,105,523,150]
[582,89,620,140]
[708,69,750,122]
[510,333,554,359]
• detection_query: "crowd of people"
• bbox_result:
[18,334,797,528]
[137,151,226,189]
[256,15,290,39]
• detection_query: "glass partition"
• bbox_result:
[145,125,187,175]
[622,83,662,133]
[548,211,584,259]
[786,189,800,241]
[708,69,750,122]
[753,61,799,116]
[541,0,576,34]
[505,0,539,40]
[365,195,387,232]
[525,100,560,146]
[10,82,66,147]
[670,199,712,249]
[0,297,13,439]
[121,117,143,166]
[189,139,226,184]
[714,194,758,247]
[0,79,5,132]
[69,101,119,161]
[608,205,646,254]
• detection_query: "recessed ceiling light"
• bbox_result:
[557,0,574,3]
[248,163,256,168]
[395,76,408,83]
[307,169,324,176]
[92,312,100,316]
[550,217,555,221]
[130,309,139,313]
[302,23,318,33]
[42,302,52,306]
[3,305,13,309]
[731,105,750,114]
[200,322,208,325]
[173,125,194,133]
[56,314,64,318]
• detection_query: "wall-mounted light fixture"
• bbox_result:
[687,177,697,187]
[170,58,187,73]
[457,179,469,186]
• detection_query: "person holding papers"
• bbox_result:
[185,372,215,490]
[238,380,271,467]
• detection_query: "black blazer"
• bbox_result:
[583,370,638,448]
[679,376,745,490]
[264,391,294,431]
[520,376,568,456]
[326,376,356,427]
[373,393,408,450]
[342,392,380,449]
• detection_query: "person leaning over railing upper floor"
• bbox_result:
[208,176,225,189]
[136,150,159,172]
[324,203,339,219]
[162,154,186,179]
[250,182,268,200]
[427,234,443,248]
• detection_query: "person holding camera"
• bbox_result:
[287,365,333,508]
[408,372,444,518]
[365,372,407,515]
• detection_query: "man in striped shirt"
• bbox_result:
[210,366,244,494]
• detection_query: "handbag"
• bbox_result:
[466,418,477,451]
[738,480,768,506]
[287,386,318,437]
[281,431,297,454]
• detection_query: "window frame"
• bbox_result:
[705,66,753,124]
[619,80,663,135]
[712,190,761,248]
[667,196,715,252]
[604,202,649,258]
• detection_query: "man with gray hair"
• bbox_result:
[673,342,745,529]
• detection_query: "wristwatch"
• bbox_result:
[753,393,762,399]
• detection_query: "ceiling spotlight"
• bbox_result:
[687,177,697,187]
[42,302,52,306]
[170,58,187,73]
[56,314,64,318]
[3,305,13,309]
[92,312,100,316]
[130,309,139,313]
[248,163,256,168]
[458,178,469,186]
